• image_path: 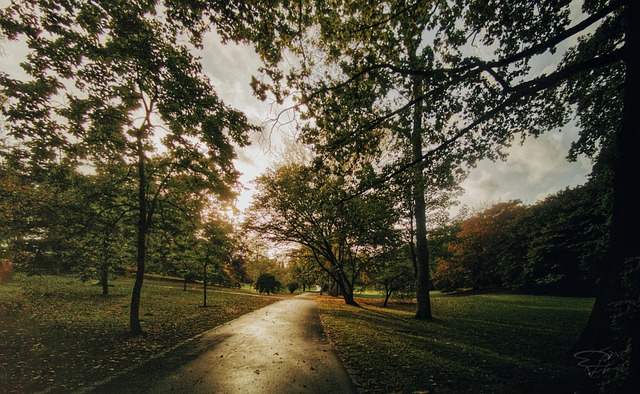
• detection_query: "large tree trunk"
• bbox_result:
[342,287,358,306]
[130,134,147,336]
[575,3,640,390]
[336,275,358,306]
[411,77,432,320]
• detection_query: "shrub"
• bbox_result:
[254,273,282,295]
[286,282,299,294]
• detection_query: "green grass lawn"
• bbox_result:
[317,292,595,393]
[0,273,279,393]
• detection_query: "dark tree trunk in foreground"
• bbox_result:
[335,276,358,306]
[575,2,640,390]
[342,288,358,306]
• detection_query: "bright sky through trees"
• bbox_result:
[0,0,591,216]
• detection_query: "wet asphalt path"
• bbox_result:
[89,293,357,394]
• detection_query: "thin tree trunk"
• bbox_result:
[101,266,109,296]
[203,262,208,307]
[130,133,147,336]
[383,284,392,307]
[411,77,432,320]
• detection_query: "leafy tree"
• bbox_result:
[199,214,237,307]
[254,273,282,295]
[0,1,255,335]
[367,251,415,307]
[286,282,299,294]
[515,183,605,295]
[243,243,285,286]
[287,248,322,292]
[246,162,401,306]
[448,201,527,290]
[433,259,468,293]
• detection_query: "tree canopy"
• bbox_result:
[0,0,257,334]
[246,161,401,305]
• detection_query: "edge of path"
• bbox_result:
[73,292,358,394]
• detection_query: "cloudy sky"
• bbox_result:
[197,34,593,216]
[1,1,593,217]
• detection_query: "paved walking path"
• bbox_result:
[89,293,357,394]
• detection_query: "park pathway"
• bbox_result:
[89,293,357,394]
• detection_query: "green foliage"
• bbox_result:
[254,273,282,295]
[0,0,258,333]
[433,183,607,296]
[286,282,299,294]
[446,200,528,291]
[515,183,607,295]
[286,249,321,291]
[247,162,401,305]
[366,248,415,306]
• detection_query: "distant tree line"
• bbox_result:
[431,178,608,297]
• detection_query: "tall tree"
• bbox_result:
[243,0,471,319]
[0,0,255,335]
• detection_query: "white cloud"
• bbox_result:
[457,127,591,211]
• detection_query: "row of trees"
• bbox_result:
[432,180,608,296]
[0,0,260,334]
[0,156,251,285]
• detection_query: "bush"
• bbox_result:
[254,273,282,295]
[286,282,299,294]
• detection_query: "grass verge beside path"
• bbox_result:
[317,292,594,393]
[0,274,279,393]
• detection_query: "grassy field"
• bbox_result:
[1,274,596,393]
[317,292,595,394]
[0,273,279,393]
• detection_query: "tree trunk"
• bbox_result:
[342,288,358,306]
[383,285,392,307]
[130,133,147,336]
[101,266,109,296]
[336,275,358,306]
[411,77,432,320]
[575,3,640,390]
[615,4,640,390]
[203,262,208,307]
